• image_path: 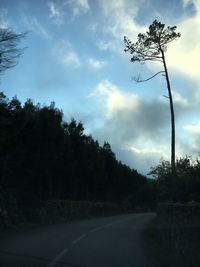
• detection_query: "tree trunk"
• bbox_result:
[161,49,176,172]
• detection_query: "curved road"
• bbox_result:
[0,213,158,267]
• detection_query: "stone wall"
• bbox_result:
[157,203,200,259]
[37,200,132,223]
[0,199,133,227]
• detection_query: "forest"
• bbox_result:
[0,92,155,222]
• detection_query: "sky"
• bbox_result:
[0,0,200,175]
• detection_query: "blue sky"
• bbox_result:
[1,0,200,174]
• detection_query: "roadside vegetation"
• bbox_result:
[144,159,200,267]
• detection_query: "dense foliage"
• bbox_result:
[0,92,151,222]
[149,157,200,203]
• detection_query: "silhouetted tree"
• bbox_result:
[0,92,153,221]
[0,28,27,74]
[124,20,181,172]
[149,157,200,202]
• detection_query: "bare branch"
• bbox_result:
[163,95,170,99]
[133,71,165,83]
[0,28,28,74]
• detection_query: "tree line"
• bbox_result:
[0,92,153,221]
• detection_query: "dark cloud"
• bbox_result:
[91,98,170,146]
[80,81,195,174]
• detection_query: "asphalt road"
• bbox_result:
[0,212,158,267]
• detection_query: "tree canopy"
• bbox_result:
[124,20,180,65]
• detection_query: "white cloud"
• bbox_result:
[166,0,200,79]
[100,0,139,19]
[47,0,90,24]
[111,145,164,175]
[90,80,168,139]
[172,91,189,107]
[98,0,145,53]
[67,0,90,16]
[184,121,200,134]
[53,40,81,68]
[88,58,107,70]
[130,145,168,157]
[97,40,116,52]
[183,0,194,8]
[182,0,200,10]
[48,2,60,17]
[48,2,64,25]
[182,120,200,155]
[90,80,139,114]
[88,23,98,32]
[63,50,81,67]
[23,16,51,40]
[0,8,9,28]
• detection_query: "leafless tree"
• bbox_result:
[0,27,27,74]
